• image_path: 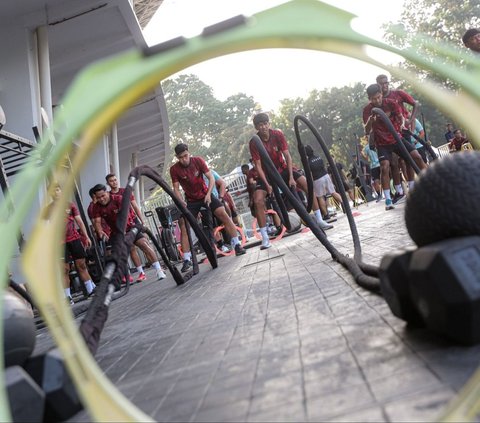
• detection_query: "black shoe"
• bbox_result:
[181,259,192,272]
[392,193,406,204]
[274,226,283,237]
[234,244,246,256]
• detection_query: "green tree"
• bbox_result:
[163,74,256,176]
[384,0,480,86]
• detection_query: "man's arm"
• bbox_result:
[253,159,272,195]
[172,181,187,207]
[282,149,295,187]
[215,176,227,199]
[92,216,108,241]
[203,170,215,206]
[130,199,144,225]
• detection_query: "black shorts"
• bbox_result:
[371,166,381,180]
[64,238,86,261]
[255,168,304,191]
[417,146,427,164]
[377,139,415,163]
[187,196,223,215]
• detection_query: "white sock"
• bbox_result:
[384,190,392,201]
[184,251,192,261]
[395,184,404,195]
[408,180,415,190]
[230,237,240,247]
[260,227,269,243]
[137,266,144,274]
[84,280,95,294]
[314,209,325,224]
[64,287,71,297]
[152,261,161,270]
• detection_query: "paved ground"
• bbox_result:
[34,199,480,422]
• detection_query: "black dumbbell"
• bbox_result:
[379,246,424,327]
[23,348,83,421]
[409,236,480,345]
[5,365,45,422]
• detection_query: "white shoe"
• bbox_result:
[156,269,167,280]
[319,222,334,230]
[260,242,272,250]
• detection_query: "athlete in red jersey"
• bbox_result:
[91,184,166,282]
[43,184,96,305]
[170,143,246,263]
[363,84,426,211]
[248,113,332,249]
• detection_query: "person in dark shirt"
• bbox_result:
[449,128,469,152]
[305,145,343,218]
[462,28,480,53]
[249,113,332,249]
[444,123,455,143]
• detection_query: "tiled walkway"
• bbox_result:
[34,200,480,422]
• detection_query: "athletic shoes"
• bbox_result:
[234,244,246,256]
[156,269,167,280]
[220,244,231,253]
[319,222,334,230]
[66,296,74,306]
[260,242,272,250]
[136,272,147,283]
[181,260,192,273]
[385,199,395,210]
[392,193,406,204]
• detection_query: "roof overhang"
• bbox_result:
[10,0,168,199]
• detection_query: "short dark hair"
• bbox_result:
[174,143,188,155]
[105,173,115,182]
[88,187,96,198]
[462,28,480,45]
[304,144,314,157]
[375,74,388,84]
[91,184,107,195]
[253,113,269,126]
[241,164,250,171]
[366,83,382,99]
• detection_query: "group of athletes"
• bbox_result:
[48,70,442,305]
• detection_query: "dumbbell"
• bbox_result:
[380,152,480,345]
[5,365,45,422]
[23,348,83,422]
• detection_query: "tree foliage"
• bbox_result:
[160,0,475,182]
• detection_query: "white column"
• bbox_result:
[131,152,141,207]
[111,123,121,181]
[36,25,53,130]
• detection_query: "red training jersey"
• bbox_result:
[92,194,136,234]
[170,156,210,202]
[384,89,415,119]
[249,129,288,172]
[363,98,403,147]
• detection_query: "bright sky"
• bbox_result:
[143,0,406,111]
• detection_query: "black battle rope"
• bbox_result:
[9,278,35,309]
[293,115,379,279]
[143,227,188,286]
[184,219,200,275]
[294,123,314,213]
[251,134,380,292]
[271,181,292,231]
[371,108,421,174]
[402,128,438,161]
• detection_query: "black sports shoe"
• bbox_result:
[392,193,406,204]
[234,244,246,256]
[181,259,192,272]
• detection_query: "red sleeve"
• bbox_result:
[170,164,179,183]
[277,130,288,152]
[249,138,260,162]
[398,90,415,106]
[195,156,209,174]
[70,202,80,217]
[362,104,372,124]
[91,203,101,219]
